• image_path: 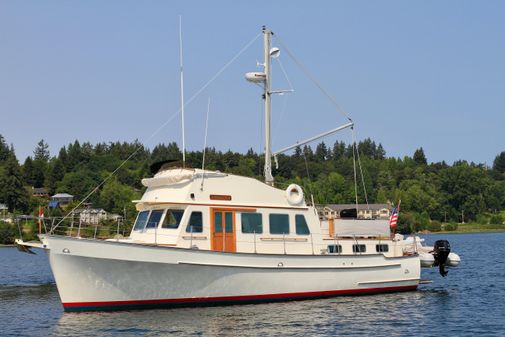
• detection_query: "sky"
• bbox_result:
[1,0,504,166]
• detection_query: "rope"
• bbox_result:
[302,150,315,205]
[351,128,359,212]
[50,32,262,234]
[273,34,353,123]
[353,128,370,209]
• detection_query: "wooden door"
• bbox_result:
[211,209,236,252]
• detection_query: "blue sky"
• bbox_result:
[1,0,504,165]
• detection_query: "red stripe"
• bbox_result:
[63,285,417,308]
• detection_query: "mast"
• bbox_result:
[179,15,186,167]
[263,26,274,186]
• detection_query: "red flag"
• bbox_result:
[38,206,44,234]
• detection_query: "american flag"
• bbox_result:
[389,203,400,230]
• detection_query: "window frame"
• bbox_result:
[186,211,203,233]
[376,244,389,253]
[161,209,184,229]
[241,213,263,234]
[145,209,164,229]
[295,214,310,235]
[269,213,290,235]
[352,244,366,253]
[328,244,342,254]
[133,210,150,231]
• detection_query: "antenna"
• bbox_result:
[179,15,186,167]
[200,97,211,191]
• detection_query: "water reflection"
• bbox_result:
[53,291,440,337]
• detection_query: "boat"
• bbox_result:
[16,26,460,312]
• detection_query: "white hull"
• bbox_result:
[43,235,420,312]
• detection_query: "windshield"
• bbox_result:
[133,211,149,231]
[162,210,184,229]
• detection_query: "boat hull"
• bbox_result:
[43,236,420,312]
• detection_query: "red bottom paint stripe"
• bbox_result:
[63,285,418,310]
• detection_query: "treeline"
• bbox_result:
[1,134,505,232]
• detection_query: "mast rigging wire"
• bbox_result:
[273,34,353,123]
[200,97,211,191]
[353,128,370,209]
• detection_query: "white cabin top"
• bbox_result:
[136,168,307,210]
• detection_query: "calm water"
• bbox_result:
[1,233,504,337]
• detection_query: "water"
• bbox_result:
[1,233,504,336]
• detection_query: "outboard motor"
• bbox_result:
[433,240,451,277]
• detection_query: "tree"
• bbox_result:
[413,147,427,165]
[99,180,139,219]
[47,159,65,194]
[0,135,11,162]
[0,153,30,212]
[315,142,328,162]
[493,151,505,174]
[34,139,50,162]
[22,156,37,186]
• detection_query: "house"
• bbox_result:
[317,203,391,220]
[32,187,49,198]
[79,208,108,225]
[0,203,8,220]
[49,193,74,208]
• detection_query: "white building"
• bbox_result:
[79,208,108,225]
[318,203,391,220]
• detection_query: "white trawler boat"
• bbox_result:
[16,27,460,312]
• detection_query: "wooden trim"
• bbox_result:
[139,201,308,211]
[260,237,308,242]
[328,218,334,238]
[181,236,208,240]
[209,194,232,201]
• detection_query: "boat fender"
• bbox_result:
[285,184,304,205]
[419,252,435,268]
[433,240,451,277]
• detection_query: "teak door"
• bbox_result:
[211,209,236,252]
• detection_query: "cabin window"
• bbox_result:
[161,209,184,229]
[186,211,203,233]
[353,244,366,253]
[328,244,342,253]
[269,214,289,234]
[241,213,263,234]
[225,212,233,233]
[295,215,310,235]
[376,244,389,253]
[145,210,164,229]
[133,211,149,231]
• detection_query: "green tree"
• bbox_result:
[0,135,11,162]
[33,139,50,162]
[493,151,505,175]
[22,156,37,186]
[413,147,427,165]
[47,159,65,194]
[99,180,139,220]
[0,153,30,212]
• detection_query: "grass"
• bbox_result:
[435,222,505,234]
